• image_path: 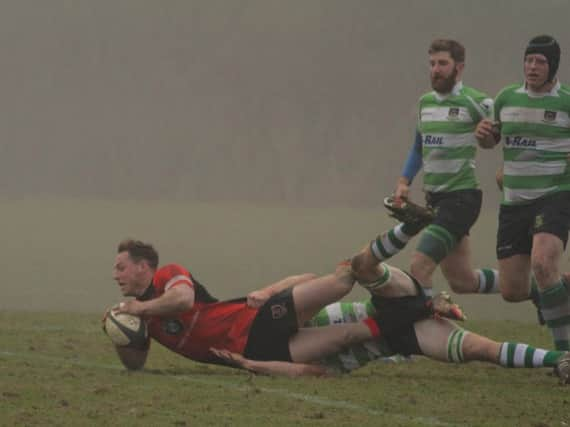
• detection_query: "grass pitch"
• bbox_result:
[1,311,568,427]
[3,198,570,425]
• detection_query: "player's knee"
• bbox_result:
[531,257,556,285]
[350,250,376,283]
[500,285,527,302]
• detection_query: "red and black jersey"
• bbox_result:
[138,264,258,363]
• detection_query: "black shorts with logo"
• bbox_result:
[425,189,482,240]
[496,191,570,259]
[243,288,298,362]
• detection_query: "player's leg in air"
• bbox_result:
[316,262,570,384]
[367,196,434,264]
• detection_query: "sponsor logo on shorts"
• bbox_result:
[271,303,288,319]
[534,214,544,230]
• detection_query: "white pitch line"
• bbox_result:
[0,350,464,427]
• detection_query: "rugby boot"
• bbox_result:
[384,196,434,233]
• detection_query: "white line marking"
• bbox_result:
[0,350,463,427]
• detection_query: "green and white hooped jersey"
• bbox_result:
[494,81,570,205]
[307,301,394,373]
[418,82,493,193]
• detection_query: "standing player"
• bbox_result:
[475,35,570,350]
[386,39,499,297]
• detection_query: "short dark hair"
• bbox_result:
[429,39,465,63]
[117,239,159,270]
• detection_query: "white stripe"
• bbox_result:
[164,274,192,291]
[352,302,370,321]
[502,138,570,152]
[500,107,570,128]
[423,133,477,148]
[325,302,344,324]
[380,233,398,254]
[503,186,558,202]
[513,344,528,367]
[424,159,468,174]
[393,224,411,243]
[504,160,567,176]
[370,241,383,260]
[421,106,473,123]
[477,270,486,293]
[423,183,449,192]
[500,343,508,366]
[532,349,546,367]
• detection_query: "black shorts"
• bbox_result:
[496,191,570,259]
[425,189,482,240]
[370,273,425,356]
[243,288,298,362]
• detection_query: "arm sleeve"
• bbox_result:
[401,131,423,183]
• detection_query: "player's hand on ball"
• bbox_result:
[114,300,144,316]
[103,305,148,348]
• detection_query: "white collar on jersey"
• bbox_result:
[433,81,463,101]
[517,80,561,98]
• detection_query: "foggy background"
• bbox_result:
[2,0,570,317]
[1,0,568,206]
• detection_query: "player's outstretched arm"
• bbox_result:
[116,284,195,317]
[210,348,328,377]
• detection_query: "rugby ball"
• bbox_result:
[104,306,148,348]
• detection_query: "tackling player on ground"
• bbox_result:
[105,227,570,384]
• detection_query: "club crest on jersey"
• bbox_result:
[162,319,183,335]
[543,110,557,123]
[270,303,288,319]
[448,107,460,119]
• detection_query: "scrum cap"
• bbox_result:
[525,35,560,82]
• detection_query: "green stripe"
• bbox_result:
[540,282,568,308]
[501,123,570,139]
[447,329,460,362]
[421,122,476,134]
[524,346,535,368]
[554,340,570,351]
[341,302,356,322]
[387,230,406,250]
[454,330,464,362]
[545,315,570,328]
[374,238,391,259]
[480,269,495,293]
[504,174,570,190]
[507,342,516,368]
[426,224,456,250]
